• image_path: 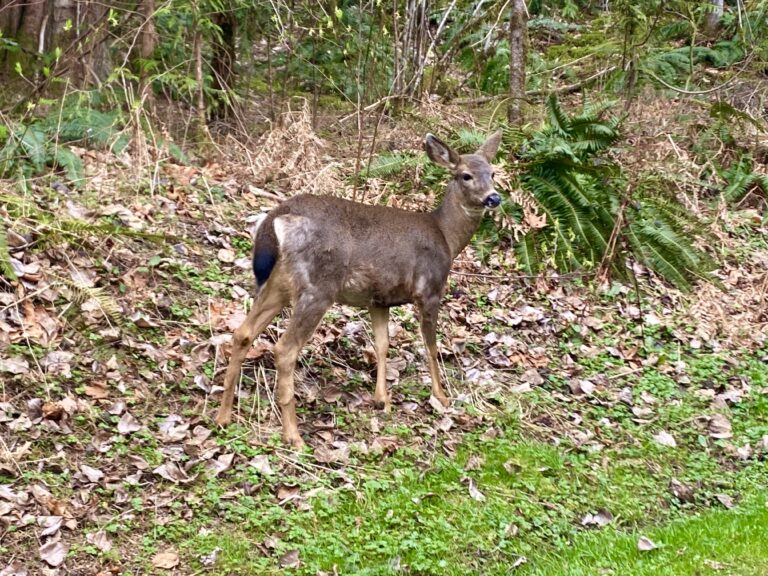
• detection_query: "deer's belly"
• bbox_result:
[336,270,416,308]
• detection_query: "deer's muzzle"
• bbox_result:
[483,193,501,208]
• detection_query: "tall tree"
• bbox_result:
[210,10,238,119]
[0,0,112,85]
[508,0,528,126]
[704,0,724,35]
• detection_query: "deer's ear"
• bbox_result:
[424,134,460,169]
[477,130,503,162]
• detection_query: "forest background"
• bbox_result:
[0,1,767,574]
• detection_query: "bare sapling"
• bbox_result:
[215,131,503,448]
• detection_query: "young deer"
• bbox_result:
[215,131,502,447]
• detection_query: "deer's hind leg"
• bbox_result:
[274,294,332,448]
[370,306,391,412]
[215,285,286,426]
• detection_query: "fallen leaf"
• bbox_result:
[669,478,695,503]
[39,540,68,567]
[249,455,274,475]
[520,368,543,386]
[580,508,613,527]
[0,357,29,375]
[428,395,447,414]
[464,454,485,471]
[637,536,658,551]
[153,462,194,484]
[314,443,350,465]
[279,549,300,568]
[37,516,63,537]
[117,412,142,434]
[435,416,454,432]
[80,464,105,483]
[652,431,677,448]
[86,530,113,553]
[151,550,179,569]
[277,484,300,503]
[735,443,753,460]
[708,414,733,439]
[618,387,633,405]
[206,453,235,476]
[199,547,221,566]
[569,379,595,395]
[464,477,485,502]
[84,383,109,399]
[715,493,735,509]
[41,351,73,376]
[0,561,28,576]
[130,311,159,328]
[217,248,236,263]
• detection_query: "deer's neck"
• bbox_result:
[432,182,485,260]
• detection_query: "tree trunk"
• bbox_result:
[138,0,156,79]
[507,0,528,126]
[0,0,50,73]
[398,0,429,99]
[72,1,111,86]
[193,26,211,146]
[0,0,111,86]
[210,11,237,119]
[704,0,723,35]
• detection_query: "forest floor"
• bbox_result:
[1,92,768,576]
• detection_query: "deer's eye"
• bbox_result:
[462,173,473,181]
[491,172,496,179]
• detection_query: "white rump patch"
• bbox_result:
[273,214,312,250]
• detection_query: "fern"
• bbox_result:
[719,155,768,204]
[363,152,421,178]
[489,96,712,289]
[515,233,538,274]
[48,271,123,323]
[0,90,137,185]
[709,101,765,133]
[0,219,16,281]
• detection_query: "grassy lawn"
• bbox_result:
[182,356,768,575]
[185,430,768,575]
[528,497,768,576]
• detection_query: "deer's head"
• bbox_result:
[424,131,502,210]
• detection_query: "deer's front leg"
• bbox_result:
[418,300,450,407]
[273,296,330,449]
[370,306,391,411]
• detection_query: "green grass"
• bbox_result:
[526,496,768,576]
[183,419,768,575]
[166,338,768,575]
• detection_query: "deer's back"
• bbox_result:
[257,195,452,307]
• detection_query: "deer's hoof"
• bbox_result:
[373,396,392,412]
[433,393,450,408]
[214,411,232,426]
[283,431,305,450]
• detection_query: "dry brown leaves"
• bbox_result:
[247,99,344,196]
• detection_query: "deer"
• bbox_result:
[214,131,503,448]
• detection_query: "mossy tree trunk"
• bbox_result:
[0,0,112,86]
[507,0,528,127]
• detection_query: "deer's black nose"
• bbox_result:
[483,193,501,208]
